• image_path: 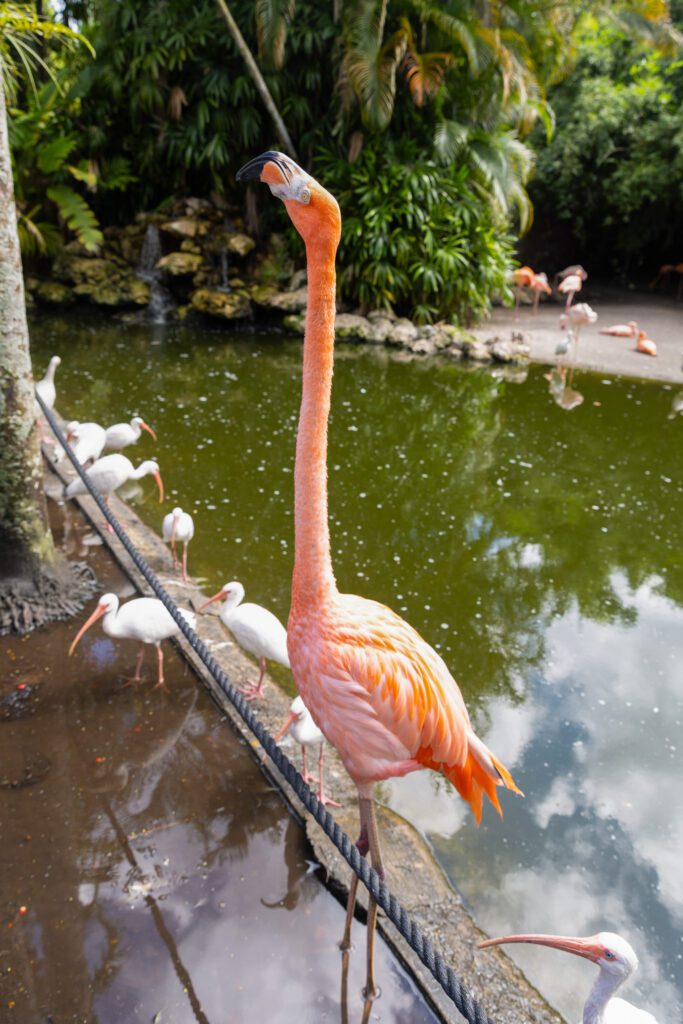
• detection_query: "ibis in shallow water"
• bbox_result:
[162,507,195,582]
[69,593,196,689]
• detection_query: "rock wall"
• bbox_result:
[26,197,530,365]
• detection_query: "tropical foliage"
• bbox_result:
[4,0,681,313]
[529,7,683,275]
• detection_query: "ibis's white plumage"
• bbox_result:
[35,355,61,410]
[104,416,157,451]
[64,454,161,500]
[65,421,107,465]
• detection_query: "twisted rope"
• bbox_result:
[38,392,496,1024]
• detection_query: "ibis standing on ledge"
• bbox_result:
[162,507,195,582]
[274,696,340,807]
[198,581,289,700]
[236,150,522,999]
[64,455,164,528]
[69,593,196,689]
[478,931,657,1024]
[104,415,157,451]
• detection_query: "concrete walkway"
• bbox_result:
[472,286,683,383]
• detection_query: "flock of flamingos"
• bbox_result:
[34,153,657,1024]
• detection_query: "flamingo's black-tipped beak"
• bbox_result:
[236,150,293,184]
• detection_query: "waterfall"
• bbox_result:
[136,225,175,323]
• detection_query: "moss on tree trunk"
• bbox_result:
[0,67,96,634]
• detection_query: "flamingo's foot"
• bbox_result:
[153,679,169,692]
[238,682,266,701]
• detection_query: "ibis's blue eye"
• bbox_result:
[604,951,615,960]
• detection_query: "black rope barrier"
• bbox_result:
[38,392,496,1024]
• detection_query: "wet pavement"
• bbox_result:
[0,505,439,1024]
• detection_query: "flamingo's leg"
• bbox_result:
[339,802,370,952]
[362,796,385,1000]
[239,656,267,701]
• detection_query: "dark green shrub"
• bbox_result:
[316,139,515,323]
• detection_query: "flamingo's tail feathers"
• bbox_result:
[419,733,523,826]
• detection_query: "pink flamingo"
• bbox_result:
[558,272,584,310]
[529,271,551,314]
[237,151,522,997]
[600,321,638,338]
[635,330,657,357]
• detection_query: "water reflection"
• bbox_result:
[29,310,683,1020]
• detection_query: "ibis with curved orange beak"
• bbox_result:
[69,593,196,689]
[478,931,657,1024]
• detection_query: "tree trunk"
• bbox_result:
[0,65,53,568]
[0,64,96,633]
[214,0,298,158]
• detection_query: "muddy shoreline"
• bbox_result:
[44,429,565,1024]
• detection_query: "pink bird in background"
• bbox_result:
[600,321,639,338]
[237,150,522,1000]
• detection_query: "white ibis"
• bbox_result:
[274,696,340,806]
[35,355,61,410]
[64,454,164,509]
[478,931,657,1024]
[65,420,107,466]
[162,507,195,581]
[69,593,196,689]
[35,355,61,442]
[600,321,638,338]
[198,581,289,700]
[104,416,157,451]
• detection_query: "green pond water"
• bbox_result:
[32,310,683,1022]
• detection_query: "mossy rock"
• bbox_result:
[157,252,204,276]
[190,288,252,319]
[282,313,305,334]
[250,284,307,312]
[35,280,75,306]
[226,232,256,258]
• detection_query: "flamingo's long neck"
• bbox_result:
[291,235,338,611]
[583,967,625,1024]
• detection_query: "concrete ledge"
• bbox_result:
[45,441,565,1024]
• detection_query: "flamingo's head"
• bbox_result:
[236,151,341,250]
[69,593,118,656]
[478,930,638,981]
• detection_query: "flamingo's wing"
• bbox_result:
[325,593,471,769]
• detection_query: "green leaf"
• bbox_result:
[46,185,103,251]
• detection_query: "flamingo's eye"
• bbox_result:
[301,188,311,204]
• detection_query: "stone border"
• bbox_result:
[45,440,565,1024]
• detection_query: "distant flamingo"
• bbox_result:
[162,507,194,582]
[514,266,551,313]
[600,321,638,338]
[237,150,522,998]
[558,273,584,310]
[649,262,683,298]
[274,696,340,807]
[478,931,657,1024]
[635,331,657,357]
[198,581,290,700]
[69,593,196,689]
[560,302,598,356]
[554,264,588,288]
